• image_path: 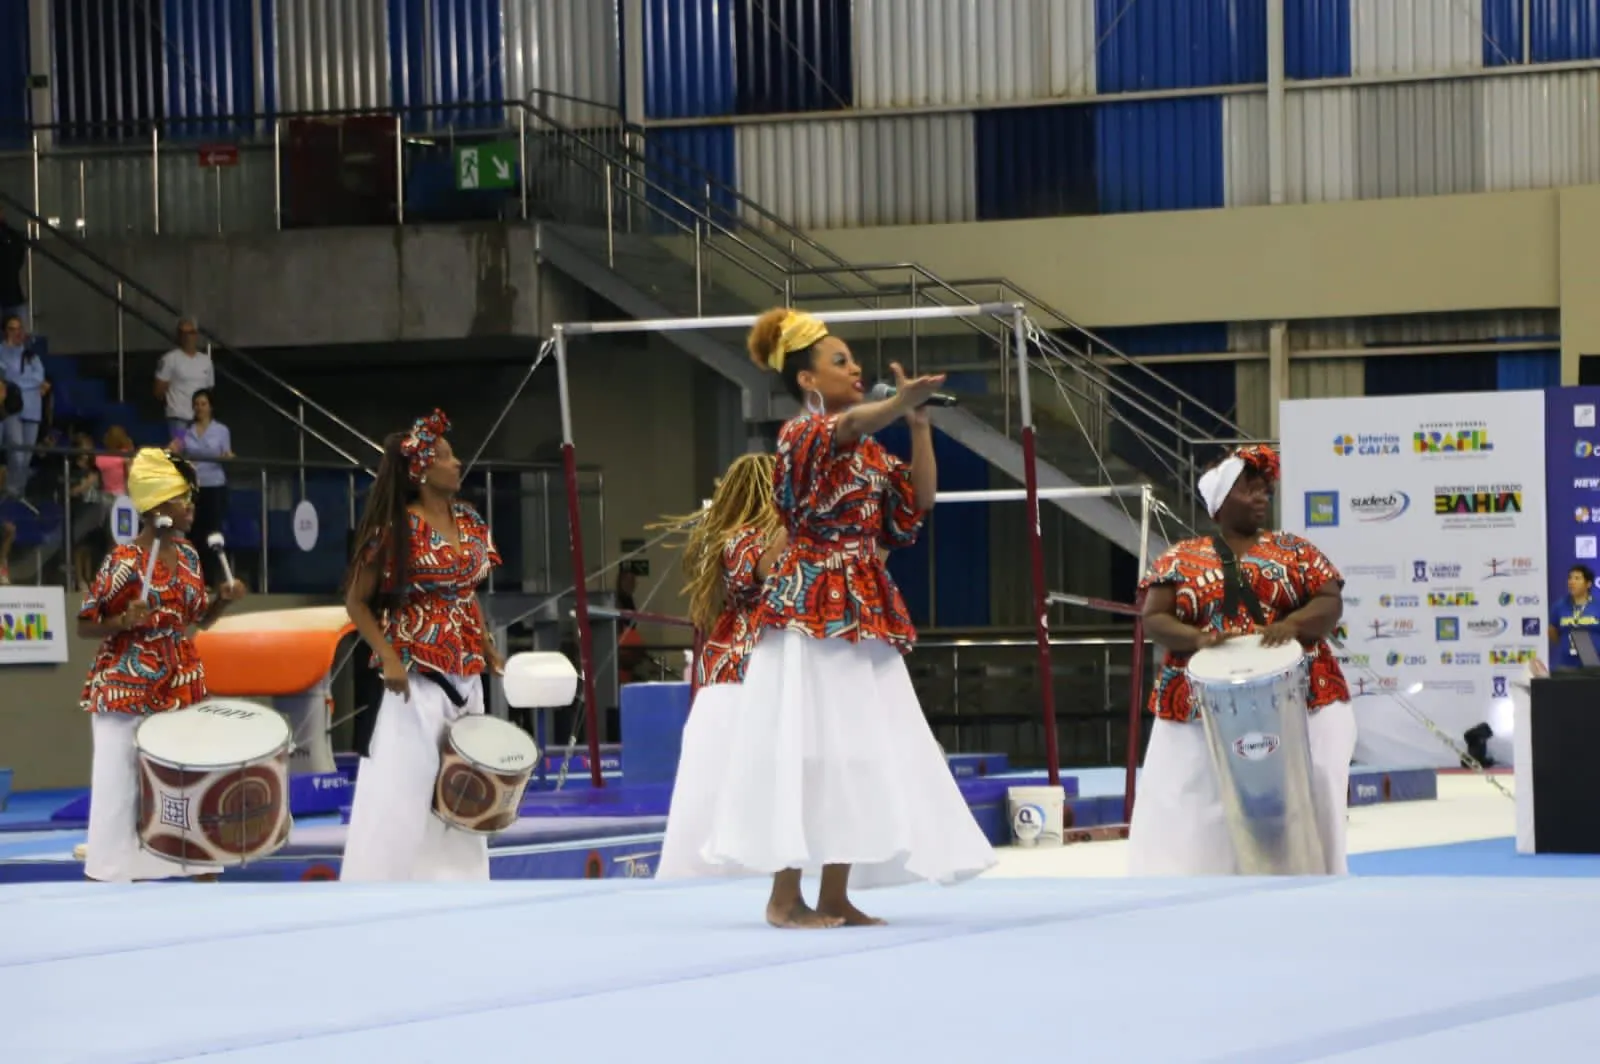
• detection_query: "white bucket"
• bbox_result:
[1008,785,1065,847]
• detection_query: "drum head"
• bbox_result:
[136,699,291,768]
[1187,633,1304,684]
[449,715,540,773]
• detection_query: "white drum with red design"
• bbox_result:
[433,715,540,836]
[134,699,294,867]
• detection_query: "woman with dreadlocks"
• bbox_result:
[655,453,844,927]
[339,409,504,882]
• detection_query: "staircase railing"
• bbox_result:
[0,190,382,468]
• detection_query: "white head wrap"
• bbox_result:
[1197,455,1247,519]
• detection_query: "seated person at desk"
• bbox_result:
[1550,565,1600,671]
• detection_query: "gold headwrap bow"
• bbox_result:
[128,448,190,514]
[769,310,829,372]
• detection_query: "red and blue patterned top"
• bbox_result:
[79,542,210,715]
[753,413,926,653]
[696,525,771,687]
[1139,531,1349,723]
[366,502,501,677]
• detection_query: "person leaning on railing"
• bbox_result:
[0,312,47,499]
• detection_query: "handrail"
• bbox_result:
[0,189,383,461]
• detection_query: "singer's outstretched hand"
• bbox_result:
[218,579,248,602]
[887,361,947,414]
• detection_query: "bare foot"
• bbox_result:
[766,899,844,929]
[816,900,887,927]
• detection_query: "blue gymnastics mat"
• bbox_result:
[1,875,1596,1063]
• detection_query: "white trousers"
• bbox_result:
[85,713,223,883]
[1127,700,1358,876]
[340,671,491,883]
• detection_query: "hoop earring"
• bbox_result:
[805,388,826,416]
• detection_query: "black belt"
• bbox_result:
[414,668,467,708]
[1211,535,1266,628]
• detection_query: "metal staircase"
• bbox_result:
[518,98,1258,556]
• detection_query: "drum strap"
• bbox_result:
[1210,536,1268,628]
[415,668,467,708]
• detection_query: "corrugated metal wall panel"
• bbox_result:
[859,114,976,225]
[0,0,31,147]
[1290,309,1560,349]
[1532,0,1600,62]
[853,0,1097,109]
[736,120,864,229]
[53,0,165,140]
[1364,352,1499,394]
[274,0,391,113]
[1498,350,1560,389]
[642,0,735,118]
[1095,0,1267,93]
[1223,93,1267,206]
[1095,97,1224,213]
[1285,87,1358,202]
[1483,71,1600,191]
[504,0,620,125]
[1352,81,1483,199]
[1286,0,1352,78]
[1481,0,1523,67]
[1234,360,1272,438]
[644,126,736,232]
[732,0,852,115]
[974,105,1096,220]
[736,113,975,229]
[1350,0,1484,76]
[428,0,505,127]
[164,0,256,138]
[1289,357,1363,398]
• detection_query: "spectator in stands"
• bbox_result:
[0,313,47,499]
[96,425,132,499]
[67,430,110,588]
[0,207,29,328]
[170,388,232,584]
[153,318,214,442]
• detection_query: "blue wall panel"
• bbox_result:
[429,0,506,128]
[1531,0,1600,62]
[0,0,30,147]
[1286,0,1351,79]
[1096,0,1267,92]
[732,0,852,115]
[390,0,428,120]
[53,0,165,141]
[163,0,255,139]
[1481,0,1523,66]
[643,126,737,233]
[974,106,1097,221]
[1364,353,1499,396]
[1095,324,1237,482]
[1094,97,1224,214]
[643,0,736,119]
[1497,350,1560,390]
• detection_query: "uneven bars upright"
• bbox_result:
[1012,306,1061,788]
[553,325,605,789]
[1124,484,1155,822]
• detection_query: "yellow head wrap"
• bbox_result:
[128,447,190,514]
[769,310,829,372]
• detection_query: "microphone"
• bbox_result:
[206,532,236,587]
[141,514,175,593]
[868,381,959,408]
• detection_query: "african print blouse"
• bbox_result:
[366,502,501,677]
[754,413,925,653]
[1139,531,1349,722]
[696,526,771,687]
[79,542,210,715]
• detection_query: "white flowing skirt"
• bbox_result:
[656,683,744,880]
[85,713,225,883]
[694,630,997,889]
[1127,700,1358,876]
[340,671,491,883]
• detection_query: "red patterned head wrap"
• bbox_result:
[399,408,450,484]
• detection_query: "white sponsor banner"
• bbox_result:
[1280,393,1547,768]
[0,585,69,665]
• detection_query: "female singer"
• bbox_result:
[1131,444,1356,876]
[340,409,504,882]
[655,454,849,927]
[78,447,247,882]
[694,308,996,927]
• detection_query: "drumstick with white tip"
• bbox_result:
[206,532,236,587]
[140,514,175,596]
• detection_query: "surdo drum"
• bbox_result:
[432,715,541,835]
[1186,634,1329,875]
[134,699,294,867]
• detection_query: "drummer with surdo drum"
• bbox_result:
[77,447,249,883]
[1131,444,1357,876]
